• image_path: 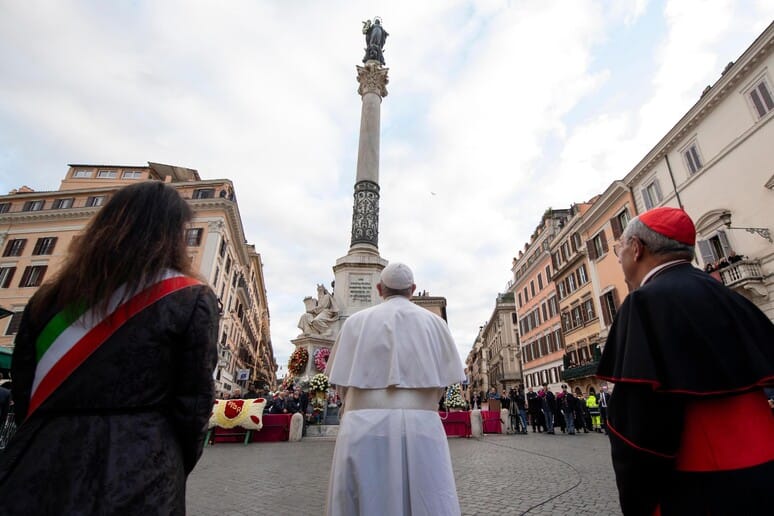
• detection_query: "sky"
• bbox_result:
[1,1,773,371]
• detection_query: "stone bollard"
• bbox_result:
[470,409,483,438]
[500,409,509,434]
[288,413,304,442]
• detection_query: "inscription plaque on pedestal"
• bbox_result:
[349,274,373,305]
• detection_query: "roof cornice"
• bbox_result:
[624,22,774,186]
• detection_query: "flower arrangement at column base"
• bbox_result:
[444,383,466,412]
[308,373,330,425]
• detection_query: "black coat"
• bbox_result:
[0,283,219,515]
[598,263,774,515]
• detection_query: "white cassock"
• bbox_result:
[325,295,465,516]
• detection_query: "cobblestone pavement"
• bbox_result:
[187,431,621,516]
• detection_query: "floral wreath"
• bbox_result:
[314,347,331,372]
[288,348,309,376]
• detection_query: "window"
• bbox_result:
[537,273,543,290]
[0,203,10,213]
[86,196,105,207]
[545,265,551,282]
[557,281,566,299]
[642,179,663,210]
[225,256,232,274]
[185,228,203,246]
[577,264,588,285]
[22,200,45,211]
[97,170,117,178]
[4,311,23,336]
[52,198,74,209]
[523,287,528,303]
[542,302,548,322]
[122,170,143,179]
[571,306,583,328]
[0,266,16,288]
[561,242,570,262]
[193,188,215,199]
[552,252,561,269]
[571,233,582,252]
[548,296,558,317]
[530,280,535,297]
[3,238,26,257]
[683,143,703,174]
[748,77,774,119]
[73,169,92,178]
[583,299,596,322]
[32,237,57,255]
[219,239,227,258]
[517,292,522,308]
[19,265,47,287]
[567,274,576,293]
[587,231,608,260]
[697,231,731,264]
[600,290,620,325]
[610,208,630,239]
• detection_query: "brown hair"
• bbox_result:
[32,181,195,322]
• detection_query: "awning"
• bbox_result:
[0,347,12,370]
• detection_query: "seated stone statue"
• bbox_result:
[298,284,339,336]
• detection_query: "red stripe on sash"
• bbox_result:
[27,276,201,419]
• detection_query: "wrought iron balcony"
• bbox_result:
[562,345,601,381]
[561,360,600,381]
[719,259,768,298]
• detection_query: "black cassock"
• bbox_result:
[597,262,774,516]
[0,284,218,515]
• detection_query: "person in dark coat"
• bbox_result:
[0,182,219,515]
[526,387,542,432]
[597,385,610,434]
[558,385,577,434]
[539,386,556,434]
[598,207,774,516]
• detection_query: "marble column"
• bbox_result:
[350,60,389,253]
[333,60,389,321]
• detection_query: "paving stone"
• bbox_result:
[187,432,621,515]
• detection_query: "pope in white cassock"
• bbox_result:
[325,262,465,516]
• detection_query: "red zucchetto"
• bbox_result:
[638,207,696,245]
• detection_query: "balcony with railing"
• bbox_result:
[719,259,767,298]
[561,345,601,381]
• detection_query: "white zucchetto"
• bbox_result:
[380,262,414,289]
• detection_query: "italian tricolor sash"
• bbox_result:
[28,271,201,419]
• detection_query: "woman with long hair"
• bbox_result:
[0,181,219,514]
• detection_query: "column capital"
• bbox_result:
[357,62,389,97]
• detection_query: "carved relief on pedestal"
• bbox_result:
[350,180,380,247]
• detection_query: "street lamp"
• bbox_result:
[719,212,772,243]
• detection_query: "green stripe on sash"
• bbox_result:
[35,304,88,362]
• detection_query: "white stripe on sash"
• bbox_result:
[30,270,183,399]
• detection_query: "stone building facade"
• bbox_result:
[0,163,276,393]
[508,209,571,393]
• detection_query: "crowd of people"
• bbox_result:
[468,384,610,435]
[703,250,743,273]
